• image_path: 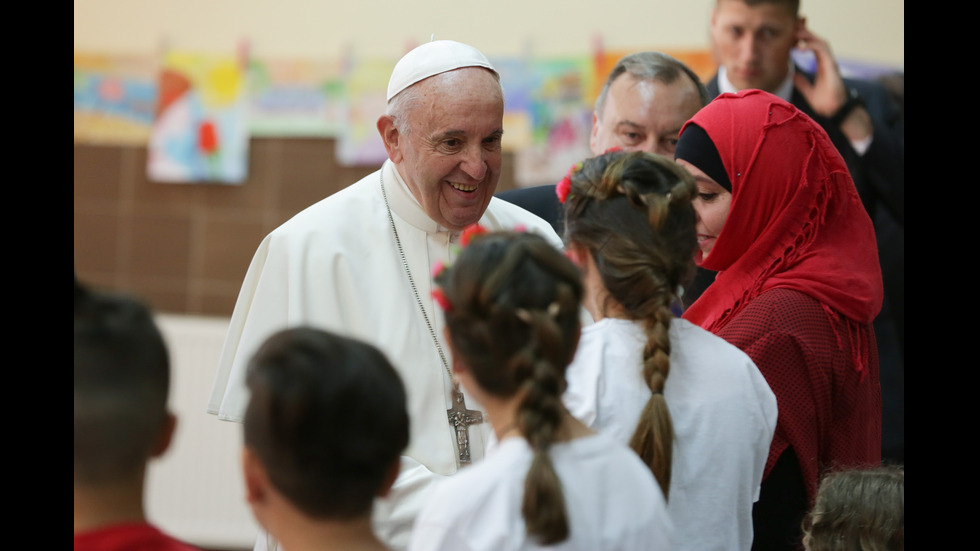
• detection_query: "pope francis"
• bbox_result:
[207,40,562,549]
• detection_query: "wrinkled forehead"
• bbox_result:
[408,68,504,118]
[404,66,501,101]
[394,68,505,140]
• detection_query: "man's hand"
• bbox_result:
[793,24,873,142]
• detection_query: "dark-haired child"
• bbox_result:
[242,327,409,551]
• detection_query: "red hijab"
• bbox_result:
[681,90,882,333]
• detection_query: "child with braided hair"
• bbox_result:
[408,230,671,551]
[561,150,777,551]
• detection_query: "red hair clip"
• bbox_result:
[556,161,583,204]
[460,223,489,247]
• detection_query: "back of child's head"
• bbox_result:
[74,278,171,484]
[436,230,583,545]
[563,150,697,315]
[562,150,697,499]
[437,230,582,397]
[802,466,905,551]
[243,327,409,520]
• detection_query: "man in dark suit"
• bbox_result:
[707,0,903,230]
[705,1,904,546]
[496,52,708,234]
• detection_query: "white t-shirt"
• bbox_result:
[564,317,777,551]
[409,432,672,551]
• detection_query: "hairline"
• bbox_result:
[717,0,800,17]
[594,52,709,121]
[386,67,502,136]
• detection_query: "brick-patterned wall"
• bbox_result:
[73,138,521,317]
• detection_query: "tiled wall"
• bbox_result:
[73,138,521,317]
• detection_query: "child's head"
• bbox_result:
[438,230,582,399]
[802,466,905,551]
[562,150,698,499]
[436,229,583,544]
[74,279,173,486]
[563,149,697,317]
[243,327,409,521]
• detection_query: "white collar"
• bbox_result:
[384,160,455,234]
[717,62,795,102]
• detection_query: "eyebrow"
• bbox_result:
[614,121,645,131]
[432,129,504,141]
[693,174,725,188]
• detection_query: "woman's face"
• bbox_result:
[676,159,732,261]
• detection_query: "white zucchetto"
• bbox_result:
[386,40,497,102]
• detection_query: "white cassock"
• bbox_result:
[207,159,563,550]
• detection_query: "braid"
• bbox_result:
[517,310,570,544]
[438,231,583,545]
[629,301,676,499]
[564,151,698,499]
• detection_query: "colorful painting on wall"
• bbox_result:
[74,52,157,145]
[512,55,595,187]
[248,57,347,137]
[334,56,391,167]
[147,51,249,184]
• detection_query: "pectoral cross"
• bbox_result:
[447,384,484,464]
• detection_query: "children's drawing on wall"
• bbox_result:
[335,56,390,167]
[492,56,535,153]
[513,56,594,187]
[74,53,157,145]
[147,51,249,184]
[248,57,346,138]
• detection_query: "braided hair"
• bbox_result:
[563,150,698,499]
[437,231,583,545]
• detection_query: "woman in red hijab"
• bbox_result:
[675,90,883,550]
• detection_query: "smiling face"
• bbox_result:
[676,158,732,262]
[590,73,703,157]
[710,0,802,93]
[380,68,504,232]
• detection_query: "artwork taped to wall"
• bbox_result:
[512,55,595,188]
[74,52,157,145]
[147,51,249,184]
[334,56,391,167]
[248,57,347,138]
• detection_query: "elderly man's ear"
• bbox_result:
[377,115,403,164]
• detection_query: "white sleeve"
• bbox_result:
[373,456,449,550]
[207,233,277,421]
[405,477,474,551]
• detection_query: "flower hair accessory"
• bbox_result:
[460,223,489,247]
[431,260,447,279]
[431,260,452,311]
[431,287,452,311]
[435,223,492,311]
[556,161,583,204]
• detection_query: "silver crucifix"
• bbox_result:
[447,384,484,464]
